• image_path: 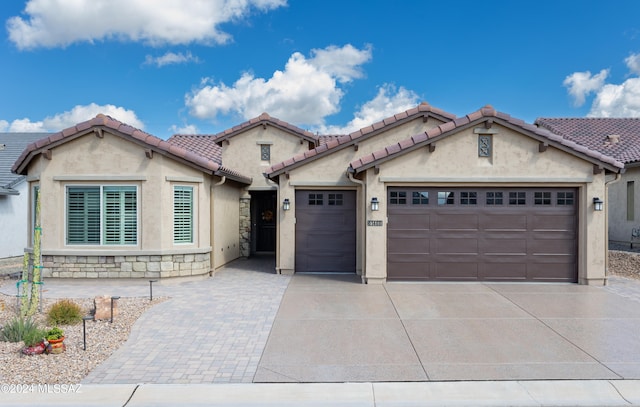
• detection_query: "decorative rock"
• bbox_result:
[94,295,119,320]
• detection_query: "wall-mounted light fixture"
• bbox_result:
[593,197,604,211]
[283,198,290,211]
[371,197,379,211]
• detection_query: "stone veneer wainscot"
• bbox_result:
[42,253,211,278]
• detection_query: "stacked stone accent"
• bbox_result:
[239,195,251,257]
[41,253,210,278]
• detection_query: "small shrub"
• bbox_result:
[0,317,43,344]
[22,327,47,347]
[45,327,64,341]
[47,299,82,325]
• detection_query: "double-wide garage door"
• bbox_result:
[387,187,577,282]
[295,190,356,273]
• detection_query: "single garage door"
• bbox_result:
[387,187,577,282]
[295,190,356,273]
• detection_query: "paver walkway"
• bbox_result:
[80,256,290,384]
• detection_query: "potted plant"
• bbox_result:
[21,327,47,356]
[45,327,65,354]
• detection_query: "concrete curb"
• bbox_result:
[4,381,638,406]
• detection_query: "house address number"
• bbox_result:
[367,220,383,227]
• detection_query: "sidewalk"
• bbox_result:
[3,380,640,406]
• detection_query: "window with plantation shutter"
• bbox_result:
[66,186,138,245]
[174,186,193,244]
[67,187,100,244]
[103,187,137,245]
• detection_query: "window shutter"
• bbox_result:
[103,186,137,245]
[67,187,100,244]
[174,186,193,243]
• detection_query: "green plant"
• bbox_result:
[22,327,46,347]
[45,327,64,341]
[47,299,82,325]
[0,317,43,343]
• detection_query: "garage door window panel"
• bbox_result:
[412,191,429,205]
[438,191,455,205]
[534,192,552,205]
[486,192,504,205]
[390,191,407,205]
[557,192,575,205]
[461,192,477,205]
[509,192,527,205]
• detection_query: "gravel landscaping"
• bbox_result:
[0,278,165,385]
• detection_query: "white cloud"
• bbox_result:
[185,44,373,126]
[0,120,8,132]
[1,104,143,132]
[314,84,420,135]
[625,53,640,75]
[145,51,201,67]
[588,78,640,117]
[563,69,609,107]
[7,0,287,49]
[170,123,199,134]
[563,54,640,117]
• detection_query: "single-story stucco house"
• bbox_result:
[534,118,640,247]
[0,132,50,259]
[11,103,628,285]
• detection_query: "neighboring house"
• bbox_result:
[12,114,252,278]
[266,105,623,285]
[535,118,640,245]
[0,132,50,259]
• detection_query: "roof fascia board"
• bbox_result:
[216,120,316,144]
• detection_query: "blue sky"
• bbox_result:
[1,0,640,139]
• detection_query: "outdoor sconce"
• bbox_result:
[283,198,290,211]
[371,197,379,211]
[593,197,604,211]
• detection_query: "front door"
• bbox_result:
[252,191,276,253]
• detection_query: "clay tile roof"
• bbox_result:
[349,106,625,174]
[12,115,250,184]
[167,134,222,164]
[265,103,456,178]
[211,113,317,144]
[535,117,640,165]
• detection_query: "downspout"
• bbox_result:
[210,176,226,276]
[347,171,366,284]
[604,172,622,285]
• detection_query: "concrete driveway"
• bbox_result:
[255,273,640,382]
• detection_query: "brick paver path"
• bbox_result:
[81,257,290,384]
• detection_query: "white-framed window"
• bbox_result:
[66,185,138,245]
[173,186,194,244]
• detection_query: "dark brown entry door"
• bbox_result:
[387,187,577,282]
[252,191,276,252]
[295,190,356,273]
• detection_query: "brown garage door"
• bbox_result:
[295,190,356,273]
[387,187,577,282]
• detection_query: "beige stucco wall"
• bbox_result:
[25,131,225,277]
[277,121,610,285]
[212,181,242,269]
[219,126,313,191]
[608,168,640,243]
[275,116,447,275]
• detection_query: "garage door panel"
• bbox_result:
[480,263,527,280]
[434,263,478,280]
[436,214,479,230]
[481,238,527,255]
[528,263,576,281]
[388,238,430,254]
[436,238,478,254]
[389,213,431,229]
[480,214,527,231]
[532,215,576,231]
[387,187,577,282]
[387,262,430,280]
